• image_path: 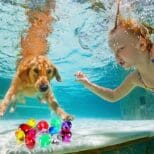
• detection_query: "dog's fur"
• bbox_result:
[0,1,73,120]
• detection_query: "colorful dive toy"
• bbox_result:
[60,121,72,142]
[15,118,72,150]
[37,120,49,132]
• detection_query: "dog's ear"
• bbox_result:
[54,67,62,82]
[17,61,31,82]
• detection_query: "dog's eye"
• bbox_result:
[47,69,52,74]
[33,68,39,74]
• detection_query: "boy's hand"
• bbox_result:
[75,71,89,85]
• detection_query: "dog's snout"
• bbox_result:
[39,84,49,92]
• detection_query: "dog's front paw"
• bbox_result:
[38,96,46,104]
[0,110,4,116]
[0,103,6,116]
[62,114,74,121]
[40,99,46,104]
[9,107,15,113]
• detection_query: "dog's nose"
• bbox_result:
[39,84,49,92]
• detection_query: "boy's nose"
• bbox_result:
[115,55,120,62]
[116,56,123,64]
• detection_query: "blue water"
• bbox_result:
[0,0,154,120]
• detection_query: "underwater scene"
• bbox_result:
[0,0,154,153]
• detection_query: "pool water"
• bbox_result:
[0,0,154,153]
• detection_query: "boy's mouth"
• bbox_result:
[120,61,132,69]
[119,61,125,66]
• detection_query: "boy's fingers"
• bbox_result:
[75,73,81,77]
[75,71,83,75]
[74,71,85,80]
[74,72,79,76]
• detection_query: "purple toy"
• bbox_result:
[61,121,72,131]
[60,121,72,142]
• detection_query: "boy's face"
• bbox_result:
[108,27,140,69]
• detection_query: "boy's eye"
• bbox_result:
[119,47,125,51]
[117,47,125,53]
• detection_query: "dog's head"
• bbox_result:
[18,55,61,93]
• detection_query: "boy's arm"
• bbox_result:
[76,71,138,102]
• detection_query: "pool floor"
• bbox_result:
[0,118,154,154]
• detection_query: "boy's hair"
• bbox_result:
[110,0,154,52]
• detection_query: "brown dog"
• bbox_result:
[0,1,73,120]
